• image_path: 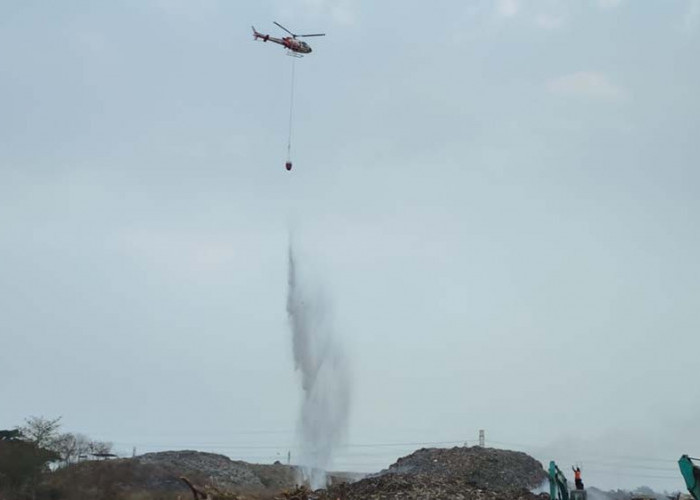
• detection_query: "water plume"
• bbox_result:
[286,243,351,489]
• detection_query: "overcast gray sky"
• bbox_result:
[1,0,699,492]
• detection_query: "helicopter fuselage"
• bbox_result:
[253,31,312,54]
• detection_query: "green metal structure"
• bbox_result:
[679,455,700,500]
[549,461,570,500]
[550,461,587,500]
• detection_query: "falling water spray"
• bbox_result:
[286,243,351,489]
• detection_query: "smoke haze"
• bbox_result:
[286,242,351,489]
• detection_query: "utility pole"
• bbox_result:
[287,450,291,465]
[479,430,485,447]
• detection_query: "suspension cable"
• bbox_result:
[287,56,296,163]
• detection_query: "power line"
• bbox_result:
[107,433,686,482]
[580,467,680,481]
[110,439,466,450]
[487,438,680,466]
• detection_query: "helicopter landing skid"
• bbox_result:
[286,51,303,58]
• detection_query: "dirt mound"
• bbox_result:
[381,446,546,491]
[136,450,271,489]
[38,458,182,499]
[39,451,300,499]
[321,473,548,500]
[135,451,304,491]
[38,447,546,500]
[318,446,547,500]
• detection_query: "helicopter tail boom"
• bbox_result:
[252,26,272,43]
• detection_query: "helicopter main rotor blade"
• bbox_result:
[273,21,296,37]
[298,33,325,37]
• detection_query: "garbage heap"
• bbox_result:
[319,446,548,500]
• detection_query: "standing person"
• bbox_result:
[572,466,584,490]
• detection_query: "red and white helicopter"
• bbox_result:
[252,22,325,56]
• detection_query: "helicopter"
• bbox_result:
[252,21,325,56]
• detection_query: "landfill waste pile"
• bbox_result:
[35,447,548,500]
[382,446,547,490]
[319,473,547,500]
[38,450,301,499]
[135,451,298,490]
[181,475,246,499]
[277,485,314,500]
[318,446,548,500]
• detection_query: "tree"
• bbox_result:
[0,429,59,497]
[1,418,116,498]
[19,416,62,450]
[87,439,113,456]
[20,417,116,466]
[51,433,113,465]
[52,433,89,465]
[0,429,22,441]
